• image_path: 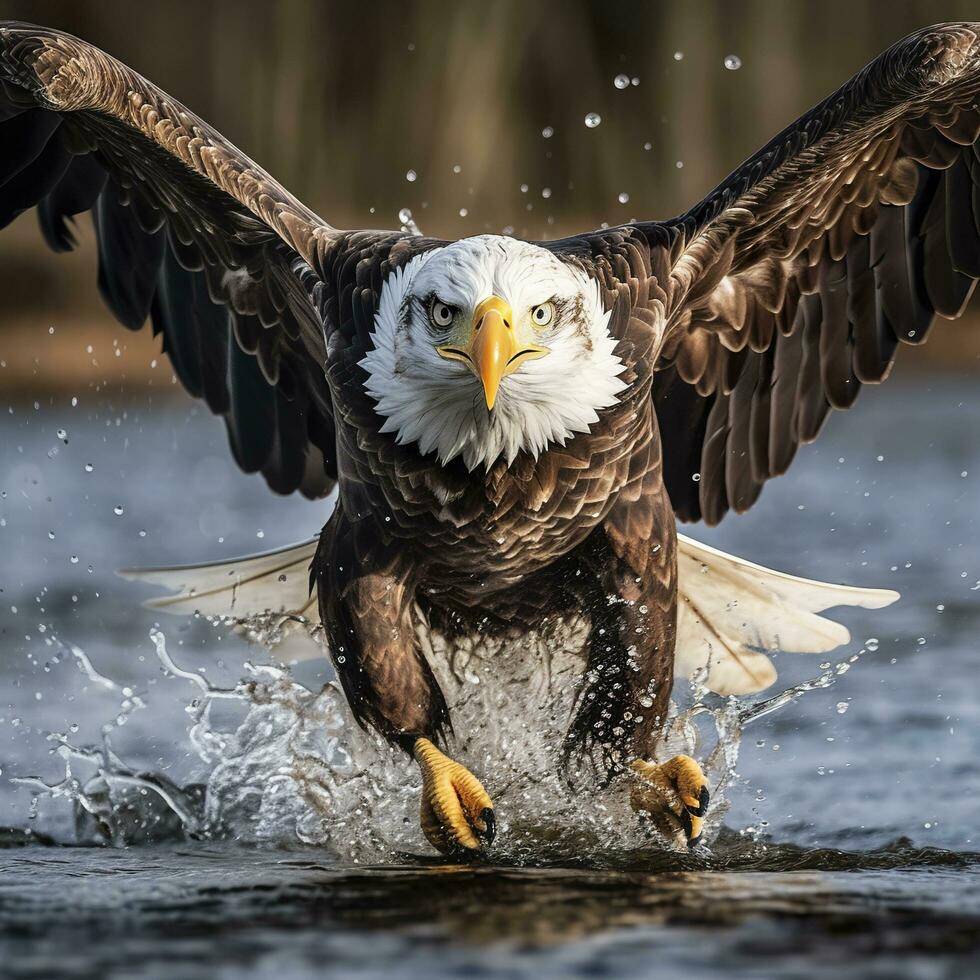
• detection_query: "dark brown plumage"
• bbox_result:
[2,22,980,797]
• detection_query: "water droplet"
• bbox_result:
[618,192,630,204]
[584,112,602,129]
[56,428,68,443]
[692,472,701,482]
[458,208,468,217]
[643,141,652,151]
[673,51,684,61]
[256,530,265,539]
[541,125,554,138]
[613,73,630,89]
[138,529,147,538]
[47,531,55,540]
[113,505,124,516]
[84,463,94,473]
[69,555,78,564]
[836,701,849,714]
[405,169,417,182]
[723,54,742,71]
[397,208,421,235]
[541,187,552,199]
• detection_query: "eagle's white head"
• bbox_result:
[361,235,627,471]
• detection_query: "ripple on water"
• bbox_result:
[0,835,979,980]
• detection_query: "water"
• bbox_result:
[2,375,980,977]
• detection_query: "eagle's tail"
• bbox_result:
[118,538,324,660]
[120,534,899,691]
[674,535,899,696]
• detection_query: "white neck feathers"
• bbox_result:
[360,238,627,471]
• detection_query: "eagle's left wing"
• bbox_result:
[562,23,980,526]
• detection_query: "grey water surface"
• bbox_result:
[1,374,980,979]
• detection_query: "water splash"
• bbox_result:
[11,624,871,862]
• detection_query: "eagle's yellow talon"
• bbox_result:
[414,737,495,856]
[630,754,710,848]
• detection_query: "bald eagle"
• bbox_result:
[2,21,978,853]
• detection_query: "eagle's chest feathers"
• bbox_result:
[398,436,636,599]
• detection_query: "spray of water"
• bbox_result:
[11,623,868,862]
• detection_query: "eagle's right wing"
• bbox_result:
[0,21,405,497]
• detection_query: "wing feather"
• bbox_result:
[641,23,980,522]
[0,21,401,499]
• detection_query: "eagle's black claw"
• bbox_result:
[687,785,710,818]
[478,807,496,846]
[678,808,694,839]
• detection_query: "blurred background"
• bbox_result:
[1,0,980,395]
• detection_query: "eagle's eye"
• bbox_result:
[531,302,555,328]
[429,299,456,328]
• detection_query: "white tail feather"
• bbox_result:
[118,540,323,661]
[675,534,899,696]
[119,533,899,694]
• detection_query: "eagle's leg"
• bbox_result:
[630,755,710,848]
[569,442,710,847]
[414,737,495,856]
[315,512,495,856]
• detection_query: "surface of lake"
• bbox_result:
[1,375,979,978]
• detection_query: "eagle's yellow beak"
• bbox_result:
[437,296,547,410]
